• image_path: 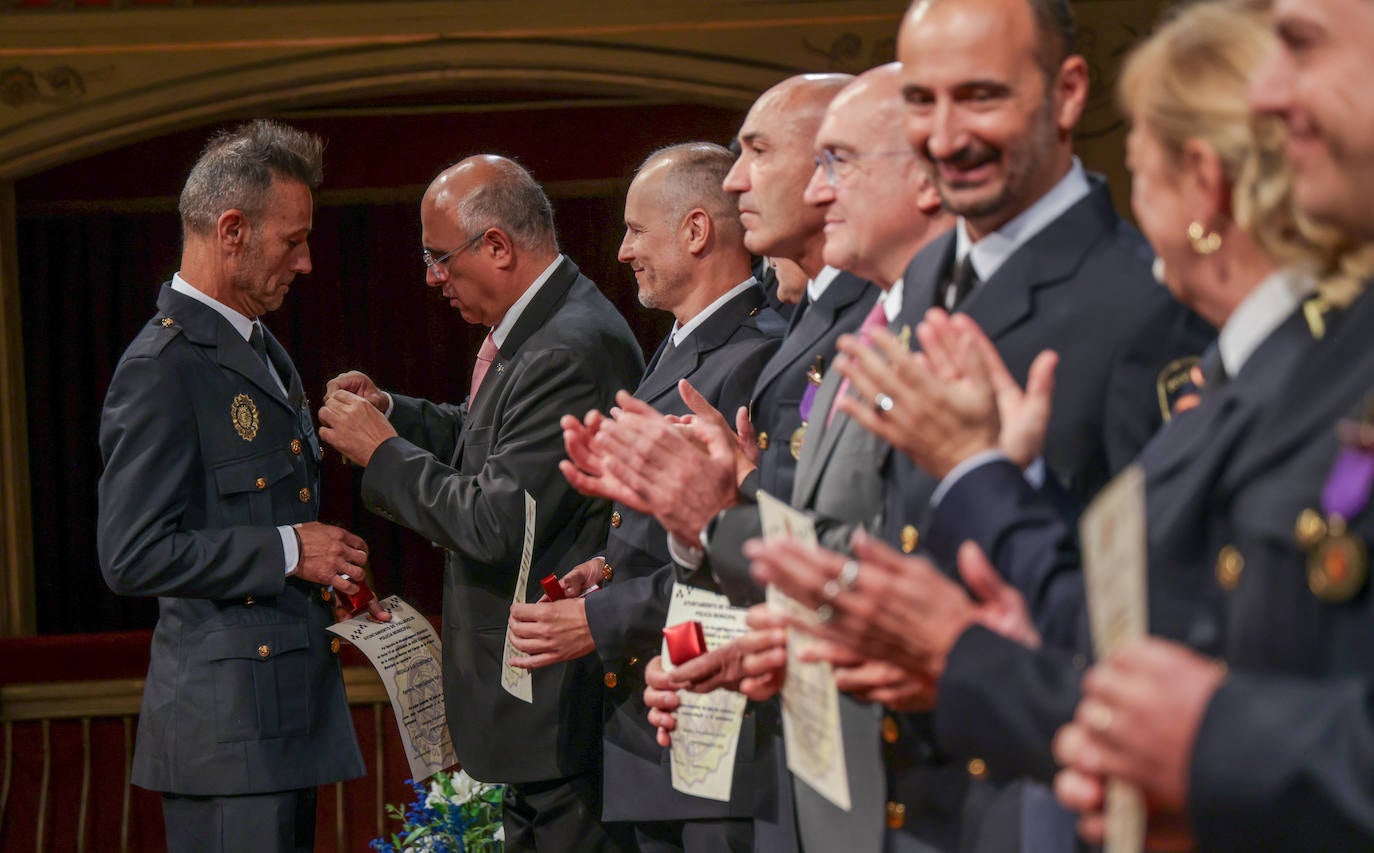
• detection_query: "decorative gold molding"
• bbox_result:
[0,178,33,638]
[0,666,387,721]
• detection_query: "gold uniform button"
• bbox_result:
[330,637,341,654]
[320,588,333,603]
[886,801,906,830]
[881,715,900,744]
[257,644,271,659]
[757,432,770,451]
[1216,546,1244,590]
[967,758,988,779]
[604,672,618,689]
[628,656,640,667]
[299,487,312,503]
[290,439,303,455]
[901,525,919,554]
[160,317,175,328]
[601,562,614,583]
[610,511,622,528]
[1295,508,1327,549]
[255,477,267,490]
[243,595,255,606]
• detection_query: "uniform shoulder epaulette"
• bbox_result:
[127,314,184,358]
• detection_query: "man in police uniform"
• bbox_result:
[98,119,384,852]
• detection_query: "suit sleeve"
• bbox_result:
[98,353,286,600]
[360,346,603,566]
[1188,673,1374,850]
[931,625,1082,784]
[387,393,464,462]
[924,458,1083,647]
[586,563,678,660]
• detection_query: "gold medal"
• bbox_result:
[231,393,260,442]
[806,355,824,386]
[790,424,807,459]
[1308,526,1368,603]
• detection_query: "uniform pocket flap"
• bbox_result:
[213,450,295,495]
[203,622,310,661]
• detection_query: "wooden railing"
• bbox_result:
[0,632,426,852]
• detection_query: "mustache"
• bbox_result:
[927,142,999,171]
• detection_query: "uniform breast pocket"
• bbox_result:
[202,622,314,743]
[212,449,296,526]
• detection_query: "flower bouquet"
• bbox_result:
[371,770,505,852]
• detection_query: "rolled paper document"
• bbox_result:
[663,620,708,665]
[540,573,568,601]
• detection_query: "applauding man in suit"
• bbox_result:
[318,155,643,851]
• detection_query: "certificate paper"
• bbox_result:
[1079,464,1148,853]
[755,490,852,812]
[328,596,457,782]
[500,491,538,703]
[662,583,750,802]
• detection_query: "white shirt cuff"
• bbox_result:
[280,525,300,576]
[381,391,394,419]
[668,532,705,570]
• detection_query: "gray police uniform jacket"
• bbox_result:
[98,283,364,796]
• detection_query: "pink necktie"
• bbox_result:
[470,333,499,401]
[828,298,888,426]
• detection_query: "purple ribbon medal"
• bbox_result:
[1299,414,1374,603]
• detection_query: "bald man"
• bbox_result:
[319,155,643,850]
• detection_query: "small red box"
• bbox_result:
[540,573,568,601]
[663,621,708,665]
[342,580,376,615]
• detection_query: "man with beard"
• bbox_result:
[97,119,387,852]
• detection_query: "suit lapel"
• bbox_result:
[453,257,580,462]
[157,285,295,414]
[901,232,954,319]
[1222,288,1374,491]
[752,272,874,397]
[633,284,767,405]
[961,179,1120,341]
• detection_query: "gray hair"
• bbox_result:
[638,142,741,233]
[178,119,324,236]
[454,158,558,253]
[1027,0,1077,76]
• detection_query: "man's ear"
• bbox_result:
[483,227,516,269]
[684,209,711,255]
[218,209,248,251]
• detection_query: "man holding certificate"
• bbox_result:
[318,155,642,851]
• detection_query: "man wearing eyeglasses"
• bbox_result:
[317,154,643,851]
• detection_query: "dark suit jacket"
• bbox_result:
[1185,285,1374,850]
[750,271,879,506]
[98,284,363,796]
[584,283,785,822]
[879,177,1212,853]
[927,308,1317,786]
[360,257,644,784]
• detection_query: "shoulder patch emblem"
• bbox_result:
[231,393,260,441]
[1156,356,1202,422]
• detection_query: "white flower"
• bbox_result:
[446,769,482,805]
[494,825,505,842]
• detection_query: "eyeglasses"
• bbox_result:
[813,147,915,186]
[422,232,484,278]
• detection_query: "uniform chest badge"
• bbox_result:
[231,393,260,442]
[1295,402,1374,603]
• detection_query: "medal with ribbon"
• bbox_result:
[792,356,825,459]
[1296,400,1374,603]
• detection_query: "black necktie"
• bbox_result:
[1199,343,1229,392]
[941,254,980,311]
[249,322,271,368]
